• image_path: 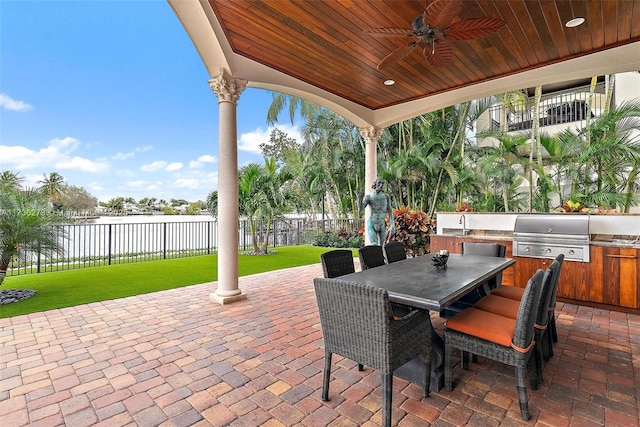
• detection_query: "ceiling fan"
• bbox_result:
[364,0,505,69]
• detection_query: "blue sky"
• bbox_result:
[1,0,301,203]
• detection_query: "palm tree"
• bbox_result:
[237,159,295,254]
[550,100,640,210]
[476,135,530,212]
[206,191,218,218]
[497,90,527,133]
[266,92,322,126]
[256,158,294,253]
[302,110,364,220]
[38,172,66,206]
[0,171,25,193]
[238,163,267,253]
[0,187,67,286]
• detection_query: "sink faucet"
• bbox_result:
[459,214,468,235]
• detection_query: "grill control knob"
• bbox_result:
[525,247,530,252]
[546,227,553,233]
[568,250,575,255]
[545,248,552,253]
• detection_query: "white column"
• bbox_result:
[359,127,383,246]
[208,69,247,304]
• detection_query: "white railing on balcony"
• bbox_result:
[489,83,607,133]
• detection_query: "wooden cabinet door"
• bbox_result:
[514,256,587,300]
[429,236,462,254]
[559,259,588,301]
[602,247,640,308]
[513,257,546,288]
[588,246,605,303]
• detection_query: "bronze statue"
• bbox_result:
[360,178,395,246]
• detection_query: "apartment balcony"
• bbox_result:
[483,83,607,136]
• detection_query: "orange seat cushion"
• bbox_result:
[473,295,520,319]
[445,308,515,347]
[491,285,525,301]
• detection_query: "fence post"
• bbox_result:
[163,222,167,259]
[108,224,112,265]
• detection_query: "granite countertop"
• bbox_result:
[437,231,640,248]
[590,234,640,248]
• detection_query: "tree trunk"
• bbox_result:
[259,217,272,254]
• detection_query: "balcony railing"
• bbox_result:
[488,83,606,133]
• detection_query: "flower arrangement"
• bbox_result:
[555,200,618,214]
[456,201,474,212]
[390,206,436,256]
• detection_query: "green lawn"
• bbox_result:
[0,246,357,319]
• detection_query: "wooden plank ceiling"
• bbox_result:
[209,0,640,110]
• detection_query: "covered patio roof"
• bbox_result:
[169,0,640,128]
[167,1,640,301]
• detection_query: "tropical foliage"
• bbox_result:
[0,187,68,286]
[389,206,435,257]
[262,78,640,228]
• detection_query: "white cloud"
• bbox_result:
[238,124,302,154]
[174,178,201,188]
[112,151,134,160]
[238,129,268,154]
[87,182,104,192]
[198,154,217,163]
[0,93,33,112]
[0,137,108,173]
[166,162,183,172]
[189,154,217,169]
[140,161,167,172]
[57,156,109,172]
[112,145,153,161]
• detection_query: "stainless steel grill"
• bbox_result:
[512,215,590,262]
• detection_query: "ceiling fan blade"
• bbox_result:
[423,0,461,28]
[378,42,418,69]
[446,17,505,40]
[364,28,413,38]
[423,39,453,69]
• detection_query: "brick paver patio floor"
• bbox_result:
[1,263,639,426]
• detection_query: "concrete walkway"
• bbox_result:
[1,264,639,426]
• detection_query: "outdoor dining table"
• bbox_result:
[339,253,515,391]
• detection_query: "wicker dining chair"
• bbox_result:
[384,241,407,263]
[462,242,507,292]
[358,245,386,270]
[440,242,506,318]
[319,249,364,371]
[444,269,545,421]
[320,249,356,278]
[313,278,432,427]
[492,254,565,360]
[472,259,561,386]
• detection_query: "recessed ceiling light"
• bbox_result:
[383,79,395,86]
[565,17,585,28]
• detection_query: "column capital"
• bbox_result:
[208,68,247,104]
[359,126,383,144]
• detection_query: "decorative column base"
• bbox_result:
[210,291,247,305]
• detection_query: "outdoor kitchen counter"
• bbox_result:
[590,236,640,248]
[431,228,640,312]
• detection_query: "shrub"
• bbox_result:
[310,227,363,248]
[390,206,435,256]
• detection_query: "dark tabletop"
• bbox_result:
[339,254,515,311]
